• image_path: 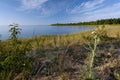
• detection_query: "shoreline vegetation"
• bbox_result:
[0,21,120,79]
[51,18,120,26]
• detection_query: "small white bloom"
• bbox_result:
[91,31,96,34]
[23,64,25,66]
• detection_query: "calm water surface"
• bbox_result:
[0,25,94,40]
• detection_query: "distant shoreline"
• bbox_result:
[51,18,120,26]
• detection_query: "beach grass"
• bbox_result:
[20,25,120,49]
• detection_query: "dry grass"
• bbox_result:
[105,25,120,37]
[20,25,120,50]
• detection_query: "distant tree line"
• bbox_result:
[51,18,120,26]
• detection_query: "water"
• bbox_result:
[0,25,94,40]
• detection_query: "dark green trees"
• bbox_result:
[52,18,120,26]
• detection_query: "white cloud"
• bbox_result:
[70,0,106,14]
[19,0,68,16]
[70,2,120,22]
[84,0,105,8]
[20,0,48,10]
[84,2,120,15]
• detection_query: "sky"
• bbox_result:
[0,0,120,25]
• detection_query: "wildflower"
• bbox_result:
[91,31,96,35]
[23,64,26,66]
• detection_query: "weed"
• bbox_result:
[0,24,33,80]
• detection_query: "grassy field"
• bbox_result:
[0,25,120,80]
[105,25,120,37]
[22,25,120,49]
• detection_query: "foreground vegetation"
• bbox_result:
[0,24,120,80]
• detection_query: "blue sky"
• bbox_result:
[0,0,120,25]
